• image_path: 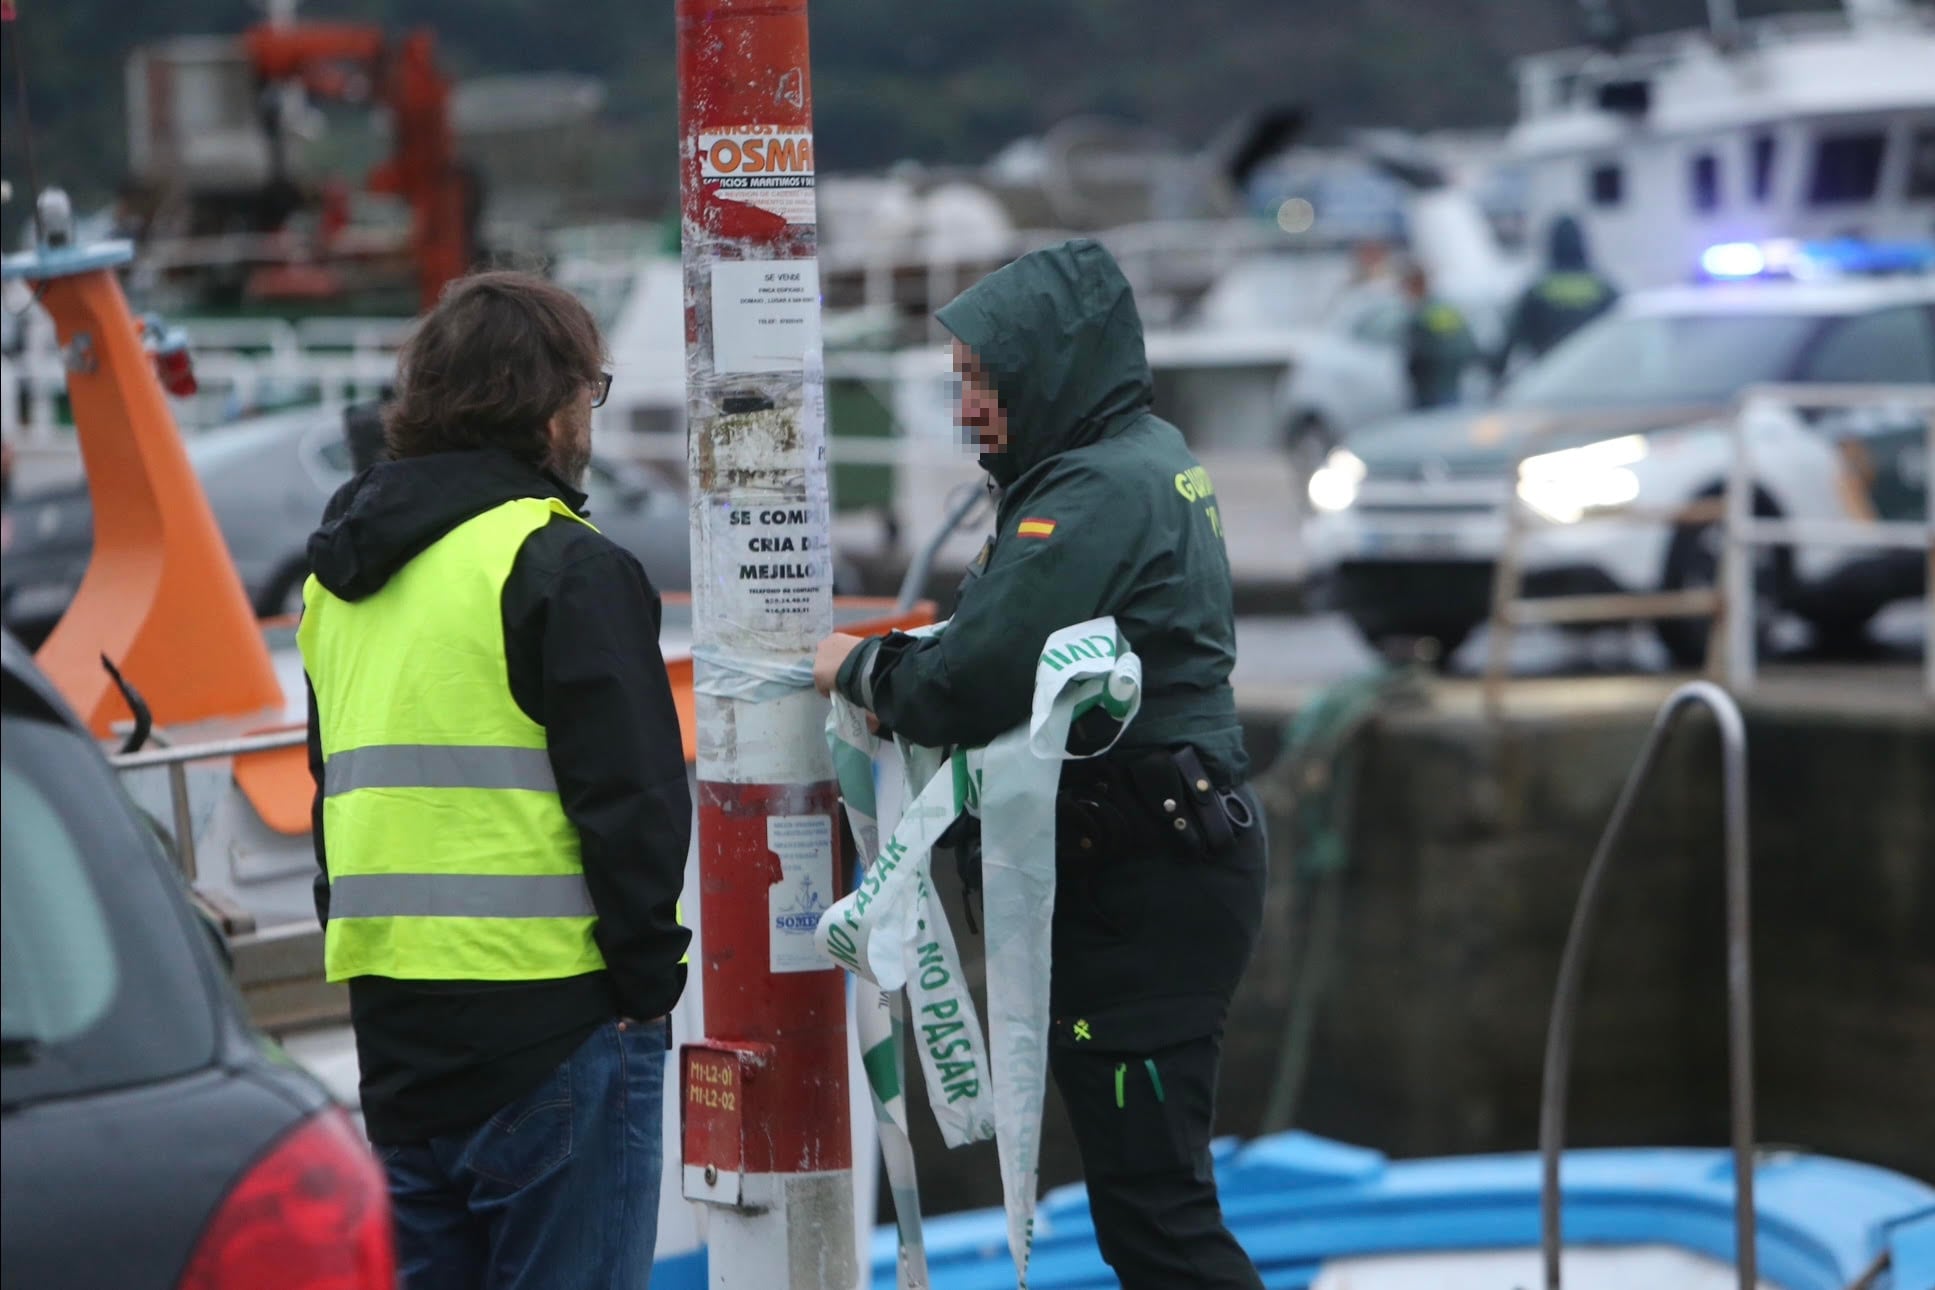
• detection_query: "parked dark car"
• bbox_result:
[0,630,394,1290]
[1,402,697,647]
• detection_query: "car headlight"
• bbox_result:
[1516,434,1648,524]
[1308,448,1367,513]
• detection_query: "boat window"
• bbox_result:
[1501,312,1820,408]
[1800,307,1935,384]
[1690,153,1722,213]
[1588,162,1623,208]
[1807,131,1887,206]
[1751,134,1778,204]
[1907,127,1935,200]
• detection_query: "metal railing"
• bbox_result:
[1484,383,1935,714]
[1721,385,1935,697]
[2,307,401,439]
[107,725,344,1033]
[1539,681,1756,1290]
[110,727,308,884]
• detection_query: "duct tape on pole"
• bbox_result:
[675,2,857,1287]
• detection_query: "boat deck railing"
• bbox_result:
[1512,6,1928,120]
[108,726,343,1034]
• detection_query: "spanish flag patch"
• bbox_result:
[1017,517,1057,540]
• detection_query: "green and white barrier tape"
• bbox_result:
[823,617,1143,1287]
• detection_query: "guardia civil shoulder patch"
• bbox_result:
[1016,517,1057,539]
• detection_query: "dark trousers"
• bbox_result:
[375,1019,667,1290]
[1051,1031,1263,1289]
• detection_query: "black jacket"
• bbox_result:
[303,449,691,1144]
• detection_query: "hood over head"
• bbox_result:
[306,450,584,602]
[1547,214,1592,271]
[935,238,1153,487]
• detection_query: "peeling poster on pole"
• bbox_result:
[710,259,820,375]
[699,126,816,228]
[704,495,833,626]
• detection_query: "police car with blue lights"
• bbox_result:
[1304,239,1934,666]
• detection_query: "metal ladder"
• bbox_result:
[1537,680,1757,1290]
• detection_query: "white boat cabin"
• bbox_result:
[1508,2,1935,288]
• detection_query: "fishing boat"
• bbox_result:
[878,1133,1935,1290]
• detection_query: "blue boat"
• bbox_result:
[868,1133,1935,1290]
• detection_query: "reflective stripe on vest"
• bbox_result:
[328,873,596,920]
[323,744,558,796]
[299,496,608,985]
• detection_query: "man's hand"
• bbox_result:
[813,633,866,697]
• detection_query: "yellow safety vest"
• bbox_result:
[298,497,607,984]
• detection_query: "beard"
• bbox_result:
[550,403,593,490]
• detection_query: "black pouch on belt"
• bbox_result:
[1054,760,1136,865]
[1127,746,1235,859]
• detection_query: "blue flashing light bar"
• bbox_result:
[1697,237,1935,282]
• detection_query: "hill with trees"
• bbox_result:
[2,0,1833,238]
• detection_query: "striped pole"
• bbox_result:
[674,1,855,1286]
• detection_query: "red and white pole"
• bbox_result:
[675,1,855,1286]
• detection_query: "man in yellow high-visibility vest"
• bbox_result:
[299,270,691,1290]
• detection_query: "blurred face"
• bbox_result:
[547,385,594,490]
[952,340,1008,453]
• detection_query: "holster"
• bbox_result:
[1125,746,1235,858]
[942,747,1250,913]
[1061,746,1244,865]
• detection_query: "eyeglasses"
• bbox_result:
[591,371,613,409]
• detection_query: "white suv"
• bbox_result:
[1305,272,1934,665]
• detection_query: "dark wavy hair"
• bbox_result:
[383,270,606,468]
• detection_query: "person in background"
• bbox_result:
[1401,262,1480,410]
[1494,213,1620,378]
[1321,237,1401,319]
[299,271,689,1290]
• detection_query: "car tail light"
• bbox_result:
[178,1107,394,1290]
[154,346,199,398]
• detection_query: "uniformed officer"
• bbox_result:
[1400,261,1481,410]
[813,239,1267,1290]
[1494,213,1620,377]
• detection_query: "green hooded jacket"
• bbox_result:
[838,239,1247,781]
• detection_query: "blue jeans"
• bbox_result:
[378,1019,668,1290]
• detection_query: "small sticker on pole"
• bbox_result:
[768,814,836,974]
[710,258,820,375]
